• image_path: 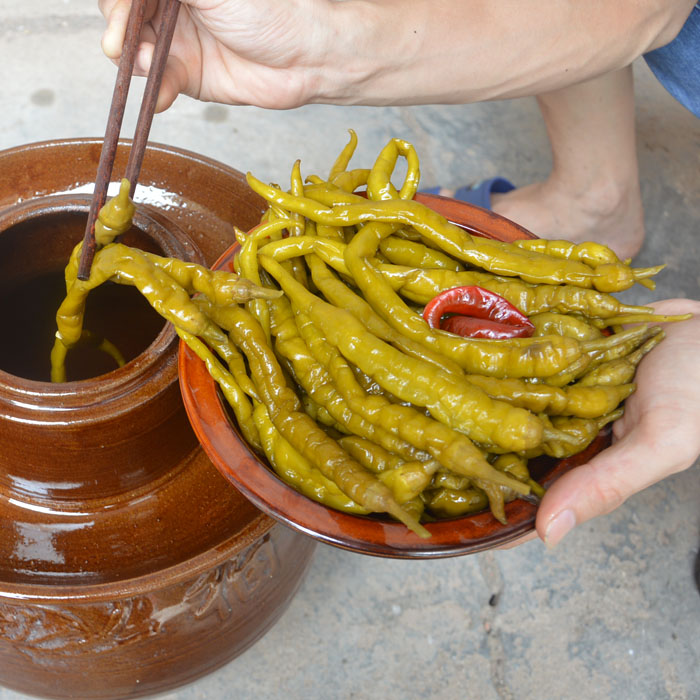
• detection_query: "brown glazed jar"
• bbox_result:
[0,140,316,699]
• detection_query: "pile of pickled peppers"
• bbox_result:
[51,133,691,537]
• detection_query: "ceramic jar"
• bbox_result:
[0,140,316,699]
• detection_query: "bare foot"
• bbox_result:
[492,178,645,261]
[437,178,645,261]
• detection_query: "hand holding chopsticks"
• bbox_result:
[77,0,180,281]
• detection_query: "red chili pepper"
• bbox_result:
[440,315,534,339]
[422,285,535,340]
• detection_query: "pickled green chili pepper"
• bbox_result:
[234,218,291,342]
[337,435,405,472]
[535,324,656,388]
[61,213,280,312]
[176,328,261,451]
[260,253,545,453]
[255,231,680,358]
[289,301,528,503]
[285,159,312,290]
[53,244,232,382]
[192,298,264,403]
[512,238,622,268]
[423,487,489,519]
[588,312,692,327]
[492,453,546,500]
[579,324,665,368]
[320,199,584,378]
[288,160,306,237]
[330,168,370,194]
[143,245,284,307]
[379,235,464,271]
[305,253,464,376]
[337,436,440,504]
[366,137,421,202]
[328,129,359,182]
[290,306,515,522]
[577,332,665,386]
[247,173,662,292]
[94,178,136,246]
[526,409,624,459]
[301,394,341,430]
[256,235,674,330]
[390,225,427,243]
[252,403,367,514]
[467,373,635,418]
[220,304,429,536]
[300,176,658,295]
[347,234,582,377]
[53,236,278,384]
[537,352,595,388]
[269,295,429,462]
[511,239,654,291]
[426,465,510,520]
[378,461,441,504]
[529,311,604,341]
[257,234,320,263]
[430,470,471,491]
[394,266,660,319]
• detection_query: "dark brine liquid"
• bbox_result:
[0,269,165,382]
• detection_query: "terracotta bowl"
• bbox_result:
[179,193,610,558]
[0,139,316,699]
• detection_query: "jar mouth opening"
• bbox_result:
[0,194,201,398]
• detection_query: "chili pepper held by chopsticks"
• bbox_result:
[422,286,535,339]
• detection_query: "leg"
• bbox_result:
[439,67,645,259]
[493,66,645,259]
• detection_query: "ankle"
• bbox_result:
[551,171,642,224]
[492,176,645,260]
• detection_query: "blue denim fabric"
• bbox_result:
[643,4,700,117]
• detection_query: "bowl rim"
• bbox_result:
[178,193,610,558]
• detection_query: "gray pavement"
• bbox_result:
[1,2,699,699]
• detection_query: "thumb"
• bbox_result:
[534,427,668,547]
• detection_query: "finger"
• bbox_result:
[101,0,135,59]
[101,0,160,59]
[155,54,190,111]
[130,20,165,73]
[535,425,687,547]
[134,40,155,77]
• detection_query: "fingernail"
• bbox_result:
[544,509,576,548]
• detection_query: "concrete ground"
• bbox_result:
[1,2,699,699]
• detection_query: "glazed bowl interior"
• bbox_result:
[179,194,610,558]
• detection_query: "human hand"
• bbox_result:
[535,298,700,547]
[98,0,343,111]
[99,0,696,112]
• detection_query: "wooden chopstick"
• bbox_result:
[77,0,181,281]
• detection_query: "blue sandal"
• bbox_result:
[422,177,515,210]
